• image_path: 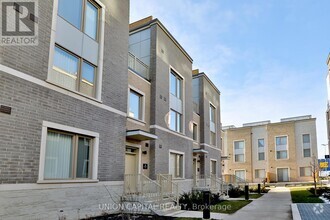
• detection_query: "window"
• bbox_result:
[129,90,143,120]
[169,109,182,133]
[258,139,265,161]
[210,105,216,146]
[235,170,245,181]
[276,136,288,159]
[255,169,265,179]
[234,141,245,162]
[300,167,312,177]
[169,152,184,178]
[211,160,217,175]
[193,123,198,141]
[303,134,311,157]
[52,46,96,97]
[58,0,99,40]
[44,131,92,179]
[170,71,182,99]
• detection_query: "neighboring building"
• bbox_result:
[127,17,222,189]
[0,1,222,217]
[222,116,318,183]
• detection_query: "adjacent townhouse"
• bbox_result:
[222,116,318,183]
[326,54,330,155]
[0,2,222,218]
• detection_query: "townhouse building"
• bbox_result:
[0,2,222,219]
[222,116,318,183]
[326,54,330,155]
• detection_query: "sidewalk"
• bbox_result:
[223,187,292,220]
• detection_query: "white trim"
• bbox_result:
[169,66,185,134]
[169,149,185,179]
[200,143,221,151]
[234,169,246,181]
[301,133,312,158]
[150,125,192,141]
[38,121,100,182]
[0,181,124,191]
[275,135,289,160]
[276,167,290,182]
[128,69,151,85]
[0,64,127,117]
[128,85,146,122]
[233,139,245,163]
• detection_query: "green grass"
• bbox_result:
[290,187,324,203]
[239,193,263,199]
[210,200,252,214]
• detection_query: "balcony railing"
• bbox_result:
[128,52,150,80]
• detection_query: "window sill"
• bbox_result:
[37,179,99,184]
[173,178,185,180]
[46,80,102,103]
[127,116,146,125]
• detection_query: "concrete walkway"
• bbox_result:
[223,187,292,220]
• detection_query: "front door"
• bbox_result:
[277,168,289,182]
[125,148,139,194]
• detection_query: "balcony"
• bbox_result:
[128,52,150,80]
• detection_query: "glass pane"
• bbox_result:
[58,0,82,29]
[76,137,90,178]
[193,124,197,141]
[210,105,215,123]
[235,141,244,150]
[303,134,310,143]
[258,152,265,160]
[177,78,182,99]
[169,110,176,131]
[277,150,287,159]
[82,62,95,84]
[53,47,79,76]
[176,113,182,132]
[303,149,311,157]
[45,131,73,179]
[129,91,141,120]
[258,139,264,148]
[170,73,177,96]
[85,1,98,39]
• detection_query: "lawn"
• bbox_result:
[239,193,263,199]
[289,187,324,203]
[210,200,252,214]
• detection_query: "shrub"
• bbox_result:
[179,191,222,210]
[308,187,330,196]
[228,187,244,198]
[249,186,270,193]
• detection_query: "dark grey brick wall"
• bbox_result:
[0,73,126,183]
[0,0,129,184]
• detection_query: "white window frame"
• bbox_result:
[210,159,217,176]
[299,166,312,177]
[276,167,290,182]
[257,138,265,161]
[127,86,145,122]
[169,150,185,179]
[233,140,245,163]
[302,134,312,158]
[234,169,246,181]
[275,135,289,160]
[209,102,217,146]
[168,66,185,134]
[47,0,105,101]
[38,121,99,183]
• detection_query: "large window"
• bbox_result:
[210,160,217,175]
[210,104,216,146]
[234,141,245,162]
[44,131,92,179]
[129,90,143,120]
[169,152,184,178]
[170,71,182,99]
[255,169,265,179]
[58,0,99,40]
[302,134,311,157]
[258,138,265,161]
[300,167,312,177]
[170,109,182,133]
[276,136,288,159]
[52,46,96,97]
[235,170,245,181]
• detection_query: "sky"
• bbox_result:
[130,0,330,158]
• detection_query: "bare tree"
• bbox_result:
[310,156,320,196]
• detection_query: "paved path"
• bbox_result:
[223,187,292,220]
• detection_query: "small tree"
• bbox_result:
[310,156,320,196]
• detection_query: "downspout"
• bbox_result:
[250,131,253,183]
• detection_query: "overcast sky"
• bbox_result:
[130,0,330,158]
